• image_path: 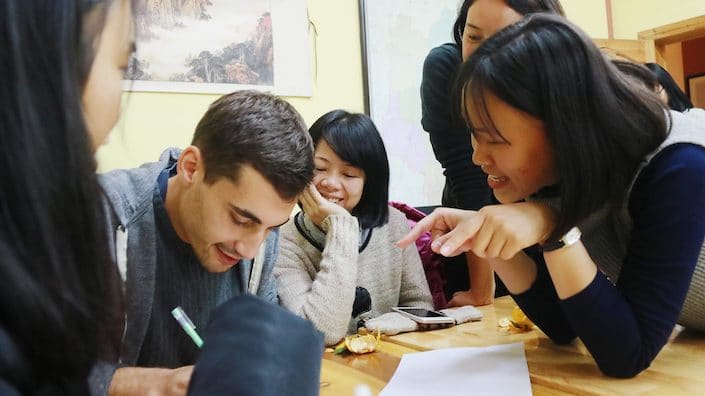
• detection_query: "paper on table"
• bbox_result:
[380,342,531,396]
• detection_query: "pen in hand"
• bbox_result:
[171,306,204,348]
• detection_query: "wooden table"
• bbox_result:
[320,342,415,396]
[321,296,705,395]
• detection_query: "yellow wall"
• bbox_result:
[96,0,643,172]
[612,0,705,39]
[561,0,608,38]
[97,0,365,171]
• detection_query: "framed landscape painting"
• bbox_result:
[125,0,311,96]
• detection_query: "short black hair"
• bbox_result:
[456,14,667,240]
[645,62,694,112]
[452,0,565,46]
[308,110,390,229]
[191,90,314,201]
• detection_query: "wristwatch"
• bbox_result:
[541,226,581,252]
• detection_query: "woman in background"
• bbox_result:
[645,62,694,112]
[420,0,565,307]
[402,14,705,377]
[0,0,133,393]
[275,110,433,346]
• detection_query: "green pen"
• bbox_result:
[171,306,204,348]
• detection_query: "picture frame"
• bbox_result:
[125,0,312,97]
[687,73,705,109]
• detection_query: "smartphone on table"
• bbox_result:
[392,307,456,325]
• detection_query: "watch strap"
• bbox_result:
[541,226,581,252]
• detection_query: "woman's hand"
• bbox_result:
[398,202,556,260]
[299,183,350,229]
[396,207,478,253]
[447,289,494,307]
[459,202,556,259]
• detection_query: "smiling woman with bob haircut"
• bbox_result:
[400,14,705,377]
[275,110,433,346]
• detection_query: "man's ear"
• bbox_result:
[177,146,203,184]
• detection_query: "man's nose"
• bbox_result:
[236,229,268,260]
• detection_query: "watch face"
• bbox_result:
[541,227,581,252]
[562,227,582,245]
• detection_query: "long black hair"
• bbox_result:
[645,62,694,112]
[0,0,123,389]
[308,110,390,229]
[452,0,565,46]
[456,14,668,240]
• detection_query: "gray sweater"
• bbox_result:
[89,148,279,395]
[274,208,433,345]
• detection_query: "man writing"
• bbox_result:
[91,91,314,395]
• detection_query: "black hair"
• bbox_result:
[645,62,694,112]
[612,59,659,91]
[452,0,565,46]
[191,90,314,201]
[456,14,668,241]
[0,0,124,389]
[308,110,390,229]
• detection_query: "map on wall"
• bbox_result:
[126,0,311,96]
[361,0,461,207]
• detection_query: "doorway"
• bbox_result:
[639,14,705,106]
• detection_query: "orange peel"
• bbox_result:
[335,330,381,355]
[498,306,534,333]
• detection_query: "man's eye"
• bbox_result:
[231,216,248,226]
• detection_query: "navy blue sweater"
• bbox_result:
[513,144,705,378]
[421,43,492,210]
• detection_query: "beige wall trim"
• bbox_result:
[638,14,705,44]
[593,38,650,62]
[638,14,705,78]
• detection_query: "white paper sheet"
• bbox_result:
[380,342,531,396]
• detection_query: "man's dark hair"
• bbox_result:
[308,110,390,229]
[191,90,314,201]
